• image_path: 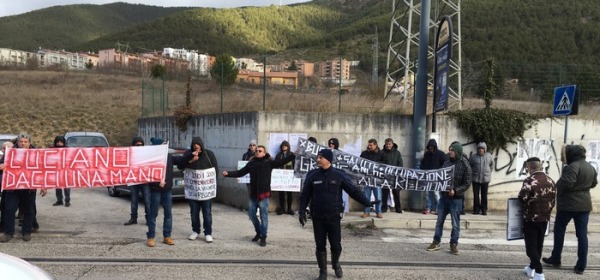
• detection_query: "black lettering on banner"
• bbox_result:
[294,138,454,191]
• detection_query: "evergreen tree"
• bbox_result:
[210,54,239,85]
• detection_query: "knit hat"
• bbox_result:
[318,149,334,163]
[449,142,463,160]
[250,139,257,145]
[150,137,164,145]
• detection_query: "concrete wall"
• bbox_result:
[138,112,600,213]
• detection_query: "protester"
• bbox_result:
[0,134,47,242]
[469,142,494,215]
[243,139,257,161]
[0,141,14,233]
[124,137,150,226]
[52,136,71,207]
[381,138,404,213]
[543,145,597,275]
[518,157,556,280]
[420,139,447,214]
[360,139,385,218]
[222,145,295,247]
[275,140,295,216]
[146,138,179,247]
[299,149,371,280]
[328,137,349,216]
[179,137,218,243]
[426,141,471,255]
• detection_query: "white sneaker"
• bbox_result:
[532,273,545,280]
[205,235,213,243]
[523,266,534,278]
[188,232,199,240]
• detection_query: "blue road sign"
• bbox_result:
[553,85,577,116]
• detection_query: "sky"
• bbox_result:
[0,0,312,17]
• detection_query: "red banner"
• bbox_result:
[1,145,168,190]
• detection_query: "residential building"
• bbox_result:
[0,48,37,67]
[236,69,298,88]
[318,58,350,81]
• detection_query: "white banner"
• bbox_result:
[270,169,301,192]
[184,168,217,201]
[236,161,250,183]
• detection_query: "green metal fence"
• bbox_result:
[141,78,168,117]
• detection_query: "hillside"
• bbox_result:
[0,2,191,52]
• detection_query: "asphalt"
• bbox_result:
[340,209,600,233]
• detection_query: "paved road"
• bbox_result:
[0,187,598,279]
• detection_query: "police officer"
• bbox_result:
[299,149,370,280]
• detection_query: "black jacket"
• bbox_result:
[360,147,385,163]
[179,137,218,174]
[225,153,295,201]
[149,153,177,192]
[421,139,448,170]
[300,166,370,218]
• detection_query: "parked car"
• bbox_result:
[0,252,55,280]
[64,132,109,147]
[107,148,185,199]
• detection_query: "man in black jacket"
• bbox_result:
[420,139,448,214]
[145,138,180,247]
[222,145,295,247]
[124,136,150,226]
[52,136,70,207]
[179,137,218,243]
[299,149,370,280]
[426,142,471,255]
[360,139,385,218]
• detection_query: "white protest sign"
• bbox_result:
[270,169,301,192]
[237,161,251,183]
[184,167,217,201]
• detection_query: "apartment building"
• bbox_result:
[318,58,350,81]
[236,69,298,88]
[0,48,37,67]
[163,47,210,76]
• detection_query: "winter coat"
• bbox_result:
[441,142,472,199]
[149,153,178,192]
[421,139,448,170]
[555,145,597,212]
[275,141,294,170]
[179,137,218,174]
[382,143,403,167]
[225,152,295,201]
[300,166,370,218]
[360,147,385,163]
[469,142,494,183]
[518,171,556,222]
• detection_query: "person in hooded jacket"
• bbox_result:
[360,139,386,218]
[124,136,151,226]
[469,142,494,215]
[179,137,218,243]
[222,144,295,247]
[52,136,71,207]
[0,141,14,233]
[420,139,448,214]
[543,145,597,275]
[426,142,471,255]
[145,138,181,247]
[382,138,404,213]
[275,140,295,216]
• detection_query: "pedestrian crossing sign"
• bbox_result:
[552,85,579,116]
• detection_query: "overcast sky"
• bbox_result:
[0,0,312,17]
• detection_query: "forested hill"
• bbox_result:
[1,0,600,66]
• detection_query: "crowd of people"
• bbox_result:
[0,134,595,279]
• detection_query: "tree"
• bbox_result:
[482,58,497,109]
[151,64,167,79]
[209,54,239,86]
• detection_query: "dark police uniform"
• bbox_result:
[299,165,370,279]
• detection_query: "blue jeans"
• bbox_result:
[189,200,212,235]
[363,186,382,214]
[425,191,440,211]
[433,196,462,244]
[549,211,589,270]
[130,184,150,221]
[248,198,269,237]
[2,190,36,235]
[147,190,173,239]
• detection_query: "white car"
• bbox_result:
[0,252,55,280]
[64,131,109,147]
